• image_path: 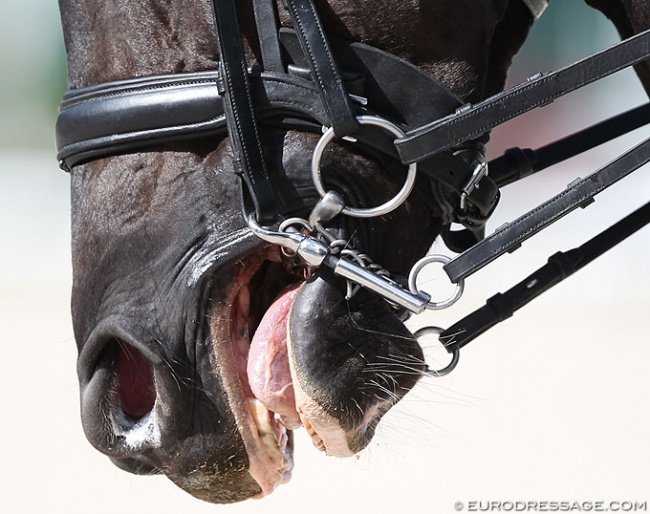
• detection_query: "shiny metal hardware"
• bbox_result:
[459,160,488,211]
[332,258,431,314]
[521,0,548,20]
[407,254,465,310]
[248,217,330,268]
[349,94,369,107]
[311,115,418,218]
[413,326,460,377]
[308,191,345,228]
[247,216,433,314]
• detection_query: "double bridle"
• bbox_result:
[56,0,650,375]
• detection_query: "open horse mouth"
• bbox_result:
[209,248,298,496]
[76,219,426,502]
[208,244,425,496]
[70,130,437,503]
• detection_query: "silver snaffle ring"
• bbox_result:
[408,254,465,310]
[311,115,418,218]
[413,326,460,377]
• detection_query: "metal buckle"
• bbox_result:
[459,160,488,211]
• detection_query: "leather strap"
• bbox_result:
[253,0,284,72]
[211,0,277,223]
[56,70,334,170]
[490,102,650,188]
[395,28,650,165]
[278,28,464,128]
[56,31,463,169]
[283,0,358,137]
[444,134,650,283]
[441,198,650,352]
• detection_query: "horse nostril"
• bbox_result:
[78,335,161,458]
[113,341,156,421]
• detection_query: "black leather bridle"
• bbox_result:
[56,0,650,372]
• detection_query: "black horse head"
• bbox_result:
[57,0,648,504]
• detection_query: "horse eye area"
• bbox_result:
[111,341,156,422]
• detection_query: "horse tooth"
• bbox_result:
[245,399,293,491]
[247,399,292,465]
[298,409,326,452]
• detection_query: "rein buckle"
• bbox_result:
[460,160,489,211]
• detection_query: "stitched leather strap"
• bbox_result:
[211,0,277,223]
[441,198,650,351]
[444,135,650,283]
[55,70,326,170]
[253,0,284,72]
[284,0,358,137]
[395,28,650,165]
[490,102,650,188]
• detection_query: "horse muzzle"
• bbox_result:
[74,228,426,503]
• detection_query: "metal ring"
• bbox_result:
[413,326,460,377]
[277,218,313,259]
[407,254,465,311]
[311,115,418,218]
[278,217,313,233]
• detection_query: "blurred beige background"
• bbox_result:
[1,1,648,512]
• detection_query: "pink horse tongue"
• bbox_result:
[247,283,302,429]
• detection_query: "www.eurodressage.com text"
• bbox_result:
[454,501,647,512]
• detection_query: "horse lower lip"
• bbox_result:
[224,254,301,494]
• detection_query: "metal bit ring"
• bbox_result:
[311,115,418,218]
[413,326,460,377]
[408,254,465,310]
